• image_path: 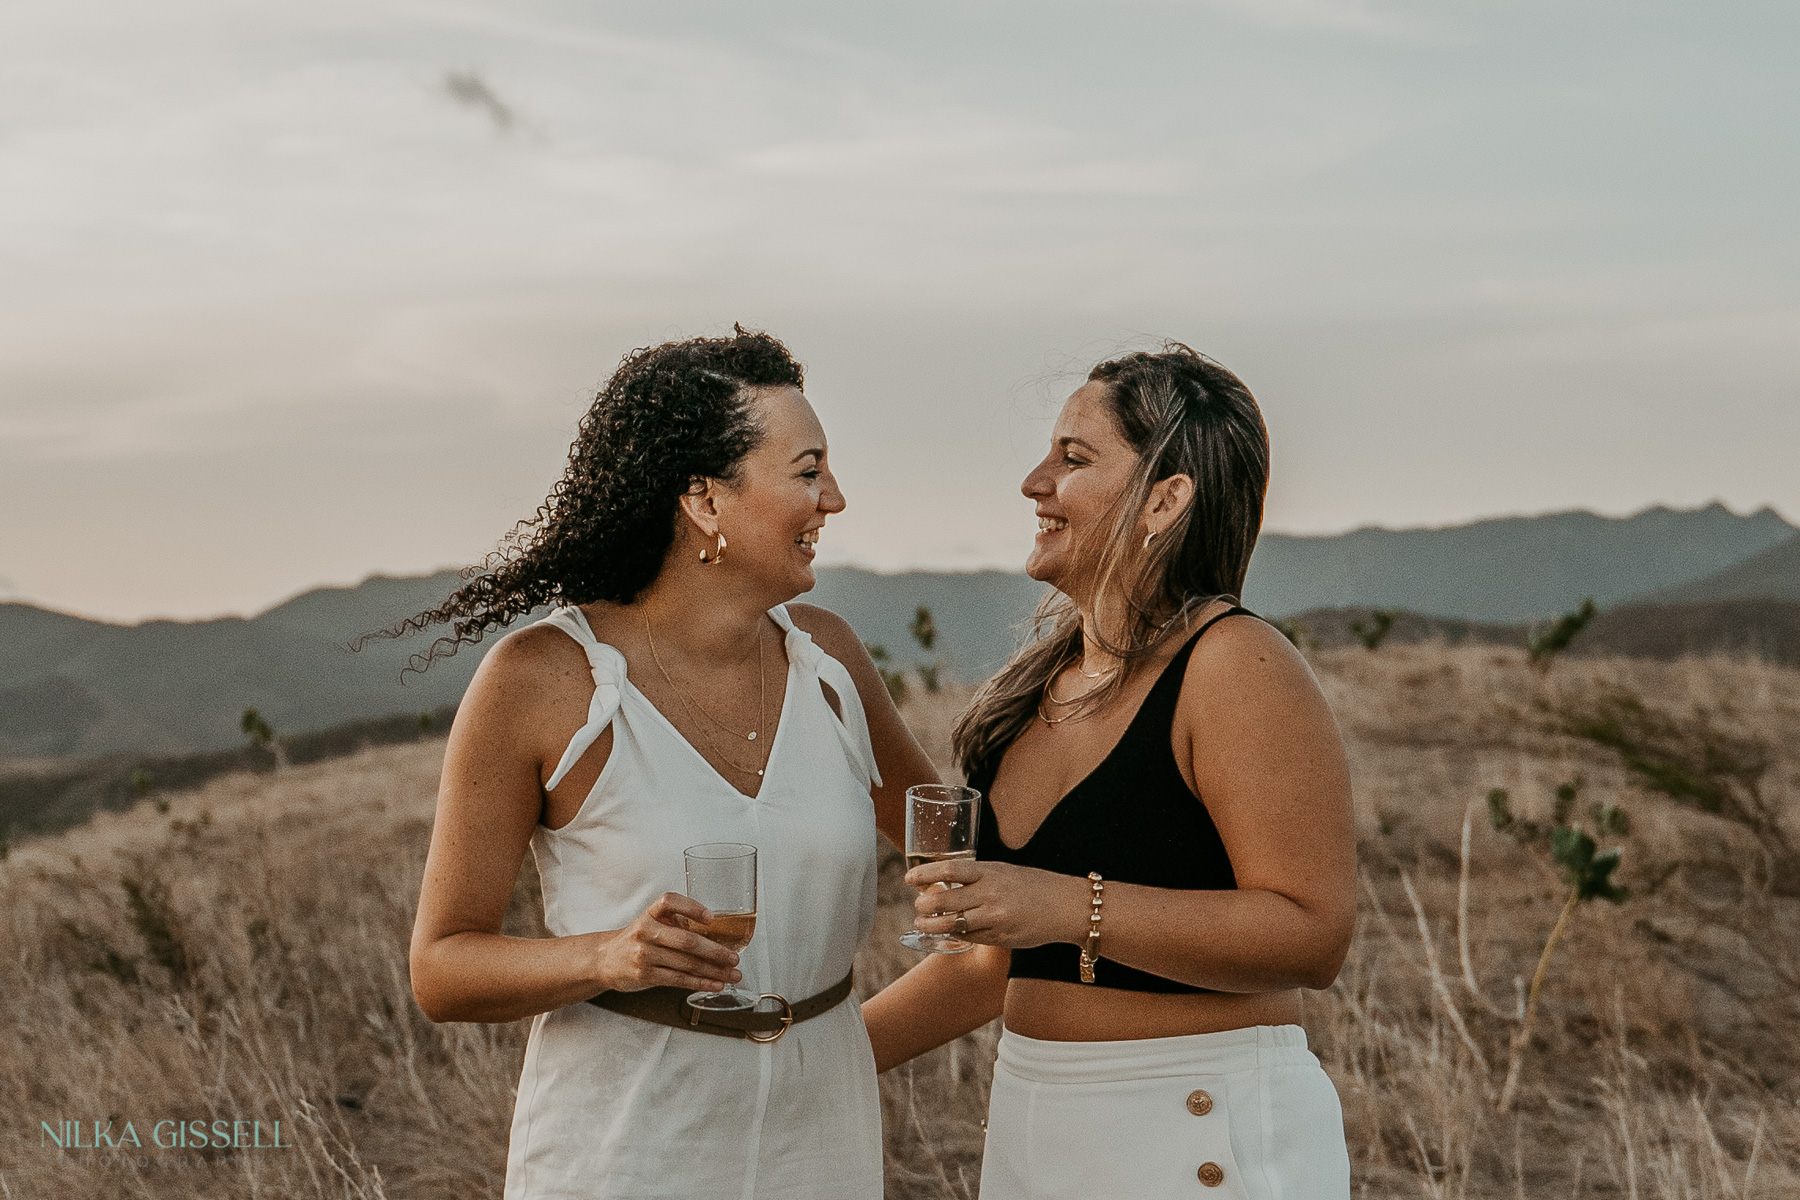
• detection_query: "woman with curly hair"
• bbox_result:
[864,345,1355,1199]
[402,328,937,1199]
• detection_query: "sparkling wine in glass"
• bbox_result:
[683,843,759,1012]
[900,784,981,954]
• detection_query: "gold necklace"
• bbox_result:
[649,618,768,743]
[645,613,771,778]
[1073,655,1114,680]
[1037,693,1092,726]
[1037,663,1118,725]
[1044,665,1118,705]
[1042,642,1120,706]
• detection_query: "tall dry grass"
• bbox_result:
[1,649,1796,1198]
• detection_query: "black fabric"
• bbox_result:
[971,607,1251,993]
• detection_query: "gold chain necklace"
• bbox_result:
[1037,693,1093,726]
[1043,663,1119,705]
[1037,609,1196,726]
[1037,661,1119,725]
[645,613,770,778]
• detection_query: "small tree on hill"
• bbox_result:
[1527,597,1597,672]
[241,708,287,769]
[1487,780,1631,1113]
[1352,609,1397,651]
[908,605,943,693]
[863,644,907,706]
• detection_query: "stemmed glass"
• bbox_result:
[899,784,981,954]
[683,843,760,1012]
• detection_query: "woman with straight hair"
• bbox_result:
[398,328,937,1199]
[864,344,1355,1199]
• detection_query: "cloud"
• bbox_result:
[4,0,1797,617]
[442,69,516,132]
[1191,0,1428,37]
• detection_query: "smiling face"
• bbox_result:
[704,385,845,599]
[1020,381,1142,605]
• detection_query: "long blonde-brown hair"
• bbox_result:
[952,344,1269,781]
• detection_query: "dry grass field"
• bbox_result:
[3,645,1797,1198]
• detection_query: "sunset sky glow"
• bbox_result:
[4,1,1797,621]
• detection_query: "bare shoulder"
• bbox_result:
[1181,611,1323,709]
[1173,610,1348,809]
[475,621,587,683]
[459,621,594,726]
[782,602,865,663]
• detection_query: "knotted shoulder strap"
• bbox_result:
[768,605,883,791]
[538,607,627,792]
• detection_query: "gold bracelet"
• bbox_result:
[1079,871,1104,984]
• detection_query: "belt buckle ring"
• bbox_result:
[745,993,794,1044]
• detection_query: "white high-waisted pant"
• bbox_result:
[977,1025,1350,1200]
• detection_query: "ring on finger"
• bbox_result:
[953,913,969,936]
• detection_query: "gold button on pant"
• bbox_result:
[1197,1162,1225,1187]
[1185,1089,1213,1116]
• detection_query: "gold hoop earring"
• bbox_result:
[699,531,727,566]
[1142,529,1158,550]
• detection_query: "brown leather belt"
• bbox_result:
[586,970,854,1044]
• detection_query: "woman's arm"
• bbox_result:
[861,945,1010,1072]
[787,603,942,847]
[409,630,744,1023]
[908,617,1356,992]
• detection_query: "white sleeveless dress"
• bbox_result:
[502,605,885,1200]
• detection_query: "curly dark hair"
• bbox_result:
[370,326,805,669]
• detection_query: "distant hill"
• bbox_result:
[801,568,1045,677]
[1641,534,1800,605]
[5,502,1793,760]
[1283,599,1800,668]
[1572,599,1800,664]
[1242,503,1797,621]
[0,572,480,760]
[0,567,1044,761]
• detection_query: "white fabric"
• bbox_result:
[978,1025,1351,1200]
[504,605,884,1200]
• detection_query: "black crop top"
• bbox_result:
[970,607,1250,993]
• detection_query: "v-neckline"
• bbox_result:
[986,627,1205,851]
[564,603,796,802]
[621,637,797,803]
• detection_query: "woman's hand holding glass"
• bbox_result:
[592,892,745,995]
[681,843,761,1011]
[904,858,1091,951]
[900,785,982,953]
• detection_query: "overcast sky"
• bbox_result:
[4,1,1797,622]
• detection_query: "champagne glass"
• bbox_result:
[683,843,759,1012]
[899,784,981,954]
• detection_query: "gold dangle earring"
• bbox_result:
[700,531,728,566]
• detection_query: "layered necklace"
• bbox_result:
[1036,606,1199,725]
[1036,649,1121,726]
[645,612,772,779]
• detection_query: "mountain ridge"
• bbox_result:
[5,502,1794,760]
[1641,534,1800,605]
[1243,501,1796,621]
